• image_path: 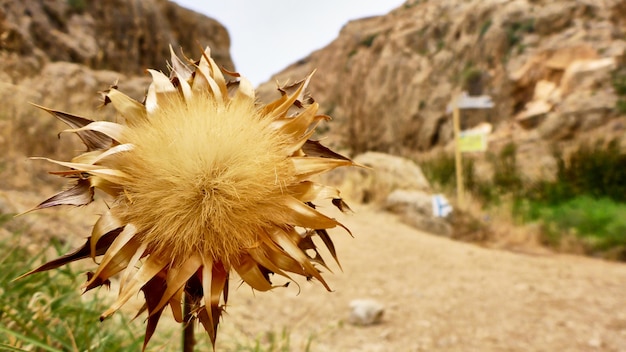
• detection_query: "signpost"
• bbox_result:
[447,92,494,208]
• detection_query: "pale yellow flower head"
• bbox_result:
[21,47,354,349]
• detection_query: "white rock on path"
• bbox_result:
[349,299,385,326]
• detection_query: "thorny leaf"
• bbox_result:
[14,229,120,281]
[29,178,94,211]
[302,139,351,160]
[32,104,113,151]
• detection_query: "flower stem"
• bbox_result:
[183,293,195,352]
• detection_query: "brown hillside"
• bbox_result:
[258,0,626,164]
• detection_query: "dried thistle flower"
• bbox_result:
[19,47,354,349]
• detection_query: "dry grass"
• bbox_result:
[445,194,548,255]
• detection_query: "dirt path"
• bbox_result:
[3,190,626,351]
[216,205,626,352]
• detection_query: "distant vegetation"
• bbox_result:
[506,18,535,54]
[0,234,145,351]
[359,33,379,48]
[67,0,87,12]
[612,66,626,114]
[478,20,492,40]
[422,139,626,260]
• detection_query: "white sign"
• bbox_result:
[432,194,453,218]
[446,91,495,113]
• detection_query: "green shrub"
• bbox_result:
[519,196,626,259]
[515,139,626,259]
[0,236,143,351]
[616,99,626,114]
[461,67,483,90]
[420,152,476,192]
[478,20,492,40]
[490,142,523,195]
[420,143,520,203]
[425,140,626,204]
[436,39,445,52]
[67,0,86,12]
[551,139,626,202]
[612,66,626,114]
[506,19,534,53]
[422,138,626,259]
[359,33,378,48]
[612,67,626,96]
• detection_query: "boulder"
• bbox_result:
[385,190,453,236]
[324,152,454,235]
[386,189,432,215]
[325,152,431,204]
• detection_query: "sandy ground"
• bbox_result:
[3,191,626,352]
[214,205,626,352]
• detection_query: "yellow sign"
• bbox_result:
[459,130,487,152]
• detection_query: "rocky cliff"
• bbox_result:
[4,0,626,189]
[0,0,232,81]
[0,0,233,189]
[258,0,626,165]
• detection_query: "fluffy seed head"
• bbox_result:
[117,92,295,262]
[20,46,355,350]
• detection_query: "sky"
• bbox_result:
[173,0,405,86]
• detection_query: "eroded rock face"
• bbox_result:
[0,0,233,81]
[0,0,234,189]
[258,0,626,155]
